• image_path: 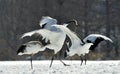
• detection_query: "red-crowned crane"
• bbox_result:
[20,16,77,67]
[52,25,113,65]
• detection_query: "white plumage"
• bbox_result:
[21,29,66,54]
[17,41,45,69]
[67,43,93,57]
[83,34,113,51]
[83,34,113,43]
[39,16,57,29]
[20,16,76,67]
[52,25,93,59]
[52,25,113,65]
[17,41,45,55]
[21,16,67,54]
[18,16,113,67]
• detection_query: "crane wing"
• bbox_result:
[52,25,84,50]
[39,16,57,27]
[83,34,113,51]
[83,34,113,43]
[21,29,53,43]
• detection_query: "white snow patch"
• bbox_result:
[0,60,120,74]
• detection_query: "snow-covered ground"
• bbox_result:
[0,60,120,74]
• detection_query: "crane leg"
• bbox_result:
[59,59,70,66]
[80,56,83,65]
[85,54,87,65]
[30,55,33,69]
[49,55,54,68]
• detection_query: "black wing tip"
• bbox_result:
[17,45,26,55]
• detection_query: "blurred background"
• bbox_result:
[0,0,120,60]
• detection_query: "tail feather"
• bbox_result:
[17,45,26,55]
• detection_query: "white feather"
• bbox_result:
[19,41,46,55]
[21,29,51,40]
[67,43,93,56]
[52,25,83,46]
[39,16,57,30]
[21,17,68,54]
[83,34,113,43]
[52,25,93,56]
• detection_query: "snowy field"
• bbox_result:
[0,60,120,74]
